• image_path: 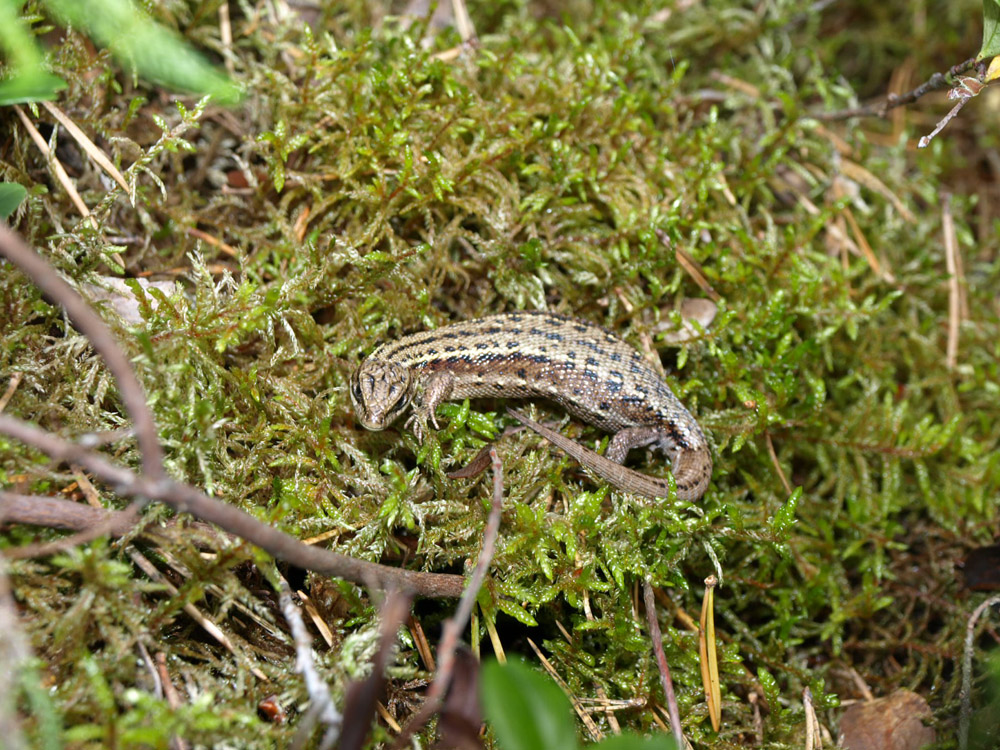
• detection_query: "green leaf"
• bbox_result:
[981,0,1000,60]
[45,0,242,104]
[769,486,802,539]
[0,0,68,103]
[0,71,67,105]
[17,663,63,750]
[0,182,27,219]
[481,657,578,750]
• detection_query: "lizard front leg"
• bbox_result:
[405,370,456,442]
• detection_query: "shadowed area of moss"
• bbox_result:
[1,0,998,746]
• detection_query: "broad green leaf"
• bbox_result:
[45,0,242,104]
[980,0,1000,61]
[0,182,27,219]
[0,71,66,105]
[0,0,67,103]
[481,657,578,750]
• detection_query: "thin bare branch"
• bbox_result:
[0,492,141,559]
[0,491,135,534]
[279,578,341,750]
[219,2,235,75]
[391,446,505,749]
[0,223,165,480]
[0,415,466,598]
[340,589,414,750]
[812,57,978,121]
[959,593,1000,750]
[764,432,791,495]
[154,652,190,750]
[643,579,684,748]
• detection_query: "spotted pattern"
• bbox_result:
[352,310,711,499]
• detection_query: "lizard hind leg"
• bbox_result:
[607,425,711,499]
[606,426,671,464]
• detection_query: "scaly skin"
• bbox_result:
[350,311,711,500]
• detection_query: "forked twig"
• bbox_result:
[0,223,164,480]
[0,415,466,597]
[390,446,505,749]
[812,57,978,121]
[0,225,466,598]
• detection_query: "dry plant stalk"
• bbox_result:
[643,580,685,747]
[699,574,721,732]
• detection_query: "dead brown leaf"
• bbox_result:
[839,690,935,750]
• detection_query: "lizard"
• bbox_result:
[349,310,711,501]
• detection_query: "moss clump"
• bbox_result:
[2,0,997,746]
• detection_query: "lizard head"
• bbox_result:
[350,357,414,431]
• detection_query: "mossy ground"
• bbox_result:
[2,0,999,747]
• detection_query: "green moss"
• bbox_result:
[2,0,998,746]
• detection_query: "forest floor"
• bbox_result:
[2,0,999,747]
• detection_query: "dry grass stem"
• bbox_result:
[942,193,962,369]
[699,575,721,732]
[644,580,684,747]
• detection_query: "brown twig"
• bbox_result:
[340,589,414,750]
[279,577,341,750]
[813,57,977,121]
[959,593,1000,750]
[185,226,239,257]
[656,229,721,303]
[0,415,466,598]
[763,432,791,495]
[154,652,190,750]
[390,446,505,749]
[0,491,136,534]
[218,2,235,76]
[0,223,165,481]
[0,492,141,559]
[0,225,466,597]
[643,580,684,748]
[0,373,22,413]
